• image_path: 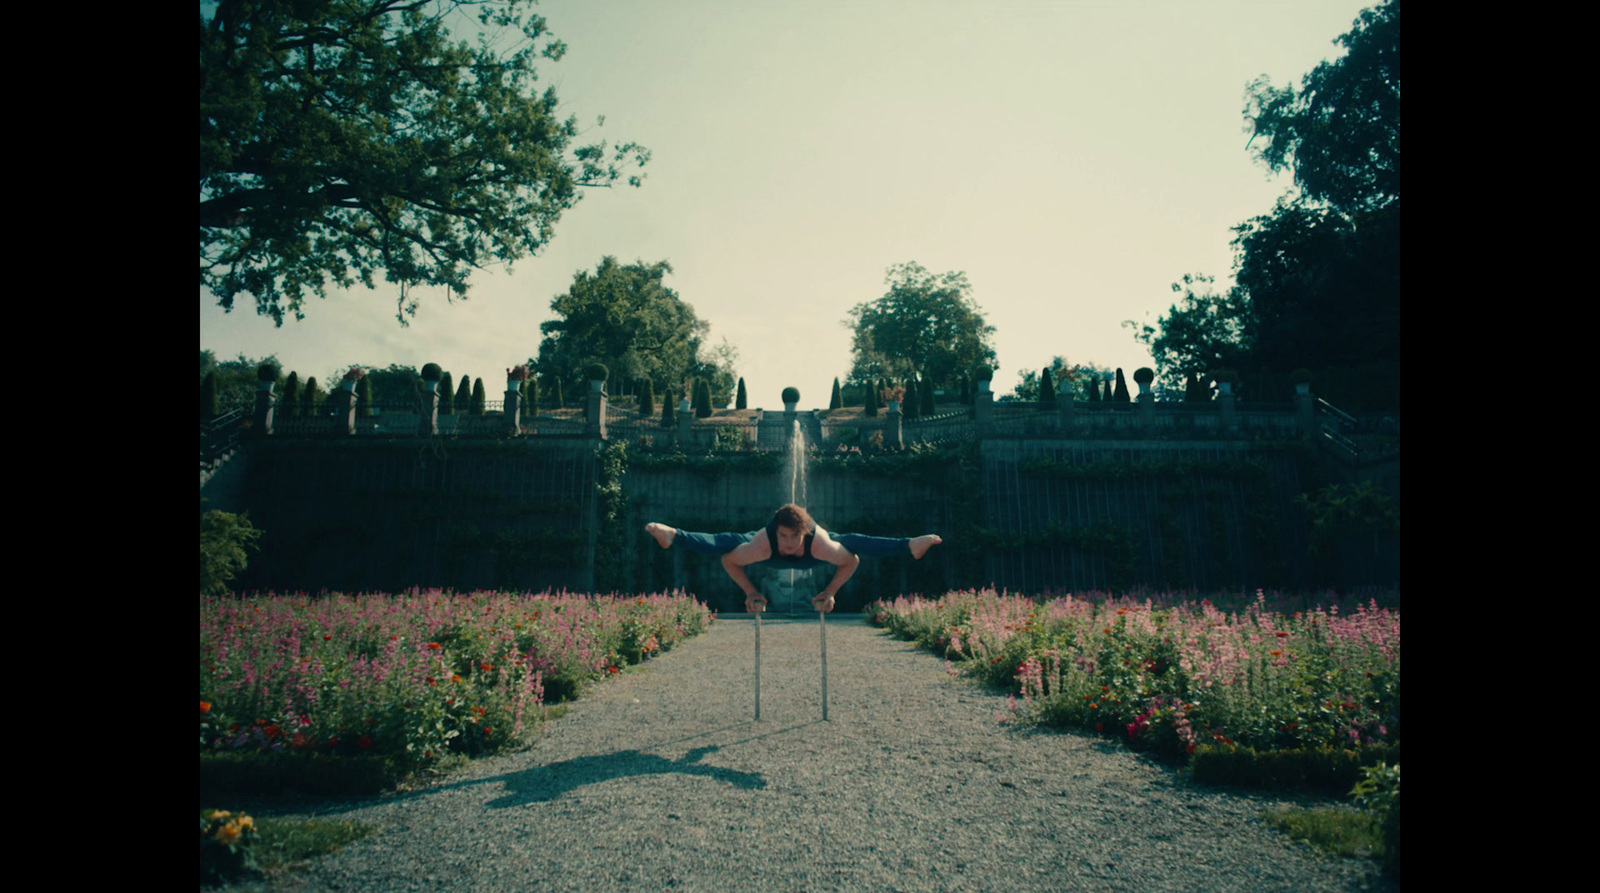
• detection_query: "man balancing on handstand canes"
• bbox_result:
[644,504,942,613]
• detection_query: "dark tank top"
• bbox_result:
[764,517,815,564]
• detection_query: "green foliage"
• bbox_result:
[535,258,730,404]
[660,390,675,427]
[714,425,748,451]
[200,0,650,326]
[525,376,539,414]
[1189,743,1399,796]
[736,377,747,409]
[421,363,442,382]
[1296,481,1399,556]
[845,262,998,392]
[439,372,454,414]
[200,507,262,596]
[1133,367,1154,385]
[201,753,403,799]
[1243,0,1399,217]
[830,377,842,410]
[471,378,486,414]
[585,362,609,382]
[593,441,630,592]
[1039,366,1055,406]
[201,371,218,419]
[1127,2,1399,411]
[693,379,712,418]
[357,376,374,417]
[781,386,800,405]
[919,375,935,415]
[1262,805,1381,860]
[1351,762,1400,871]
[200,808,262,885]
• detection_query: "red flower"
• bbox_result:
[481,664,494,672]
[199,701,212,713]
[357,736,373,749]
[428,642,442,650]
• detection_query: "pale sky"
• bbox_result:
[200,0,1373,408]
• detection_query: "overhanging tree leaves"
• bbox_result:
[200,0,650,326]
[844,262,997,391]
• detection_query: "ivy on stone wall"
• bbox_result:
[592,441,631,593]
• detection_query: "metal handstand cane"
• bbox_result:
[820,608,829,721]
[753,605,762,722]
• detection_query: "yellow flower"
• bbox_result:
[215,821,242,845]
[237,816,255,831]
[208,810,231,820]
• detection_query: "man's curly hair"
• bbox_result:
[772,503,814,534]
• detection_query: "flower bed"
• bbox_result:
[866,588,1398,764]
[200,590,714,777]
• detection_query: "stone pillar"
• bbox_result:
[974,390,993,437]
[1295,387,1316,437]
[885,403,904,450]
[505,384,522,436]
[252,382,276,437]
[585,388,607,439]
[1137,391,1155,428]
[337,384,358,435]
[1056,393,1074,433]
[420,384,439,436]
[1218,390,1237,434]
[676,398,691,445]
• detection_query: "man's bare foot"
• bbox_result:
[910,534,943,560]
[645,523,677,549]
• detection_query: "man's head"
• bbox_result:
[772,503,814,557]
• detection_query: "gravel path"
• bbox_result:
[243,615,1395,892]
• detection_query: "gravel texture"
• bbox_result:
[238,615,1396,892]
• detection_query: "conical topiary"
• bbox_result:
[302,377,319,416]
[736,377,748,410]
[830,378,842,410]
[283,372,300,418]
[1088,378,1101,402]
[471,377,486,414]
[358,376,374,417]
[661,389,675,427]
[1039,366,1055,407]
[694,379,712,418]
[1113,368,1130,402]
[639,378,654,418]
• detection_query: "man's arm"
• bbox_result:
[720,537,771,612]
[808,527,860,613]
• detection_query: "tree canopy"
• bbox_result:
[1127,0,1399,411]
[844,262,997,391]
[531,257,737,405]
[200,0,649,326]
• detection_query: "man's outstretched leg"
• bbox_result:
[644,523,756,554]
[831,532,944,560]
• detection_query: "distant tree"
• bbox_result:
[534,257,731,405]
[302,377,321,415]
[844,262,997,395]
[736,377,748,410]
[282,371,300,418]
[200,0,651,327]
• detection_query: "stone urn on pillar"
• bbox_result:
[1134,367,1156,428]
[505,364,529,436]
[1213,370,1239,434]
[253,362,279,437]
[1292,368,1315,435]
[338,367,364,435]
[584,363,608,439]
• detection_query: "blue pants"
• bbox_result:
[672,528,910,570]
